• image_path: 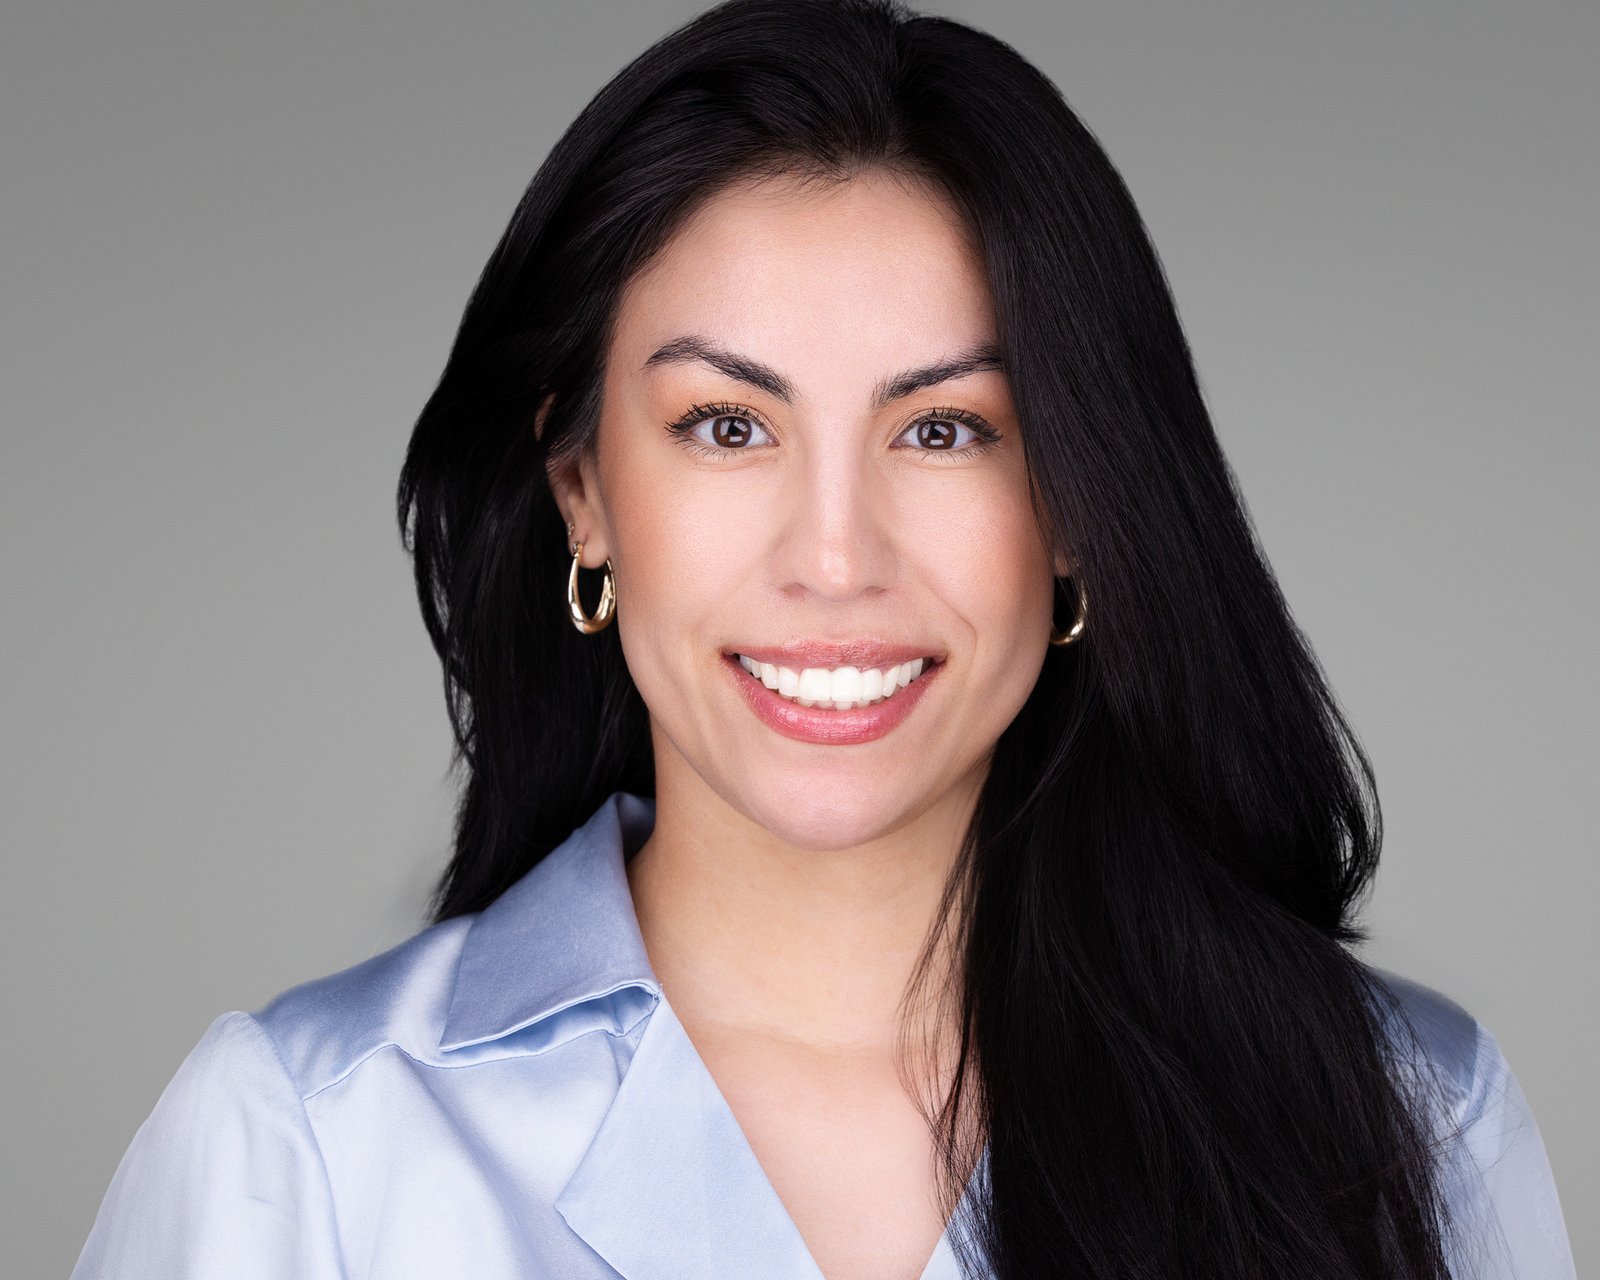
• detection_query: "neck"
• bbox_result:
[624,763,979,1058]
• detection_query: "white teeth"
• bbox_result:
[831,666,864,703]
[734,654,935,710]
[797,668,831,703]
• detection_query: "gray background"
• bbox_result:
[3,1,1593,1275]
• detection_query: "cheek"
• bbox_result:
[921,475,1054,638]
[610,472,754,602]
[598,443,755,688]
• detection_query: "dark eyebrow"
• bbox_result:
[641,335,1005,410]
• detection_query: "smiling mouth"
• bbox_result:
[727,652,943,710]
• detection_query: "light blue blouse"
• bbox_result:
[73,790,1576,1279]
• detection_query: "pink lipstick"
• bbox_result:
[719,650,944,745]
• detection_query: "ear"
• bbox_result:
[1050,542,1078,579]
[540,393,612,568]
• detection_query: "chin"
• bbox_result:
[726,774,929,851]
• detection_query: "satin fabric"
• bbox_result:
[73,789,1575,1279]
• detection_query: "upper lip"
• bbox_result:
[725,640,945,670]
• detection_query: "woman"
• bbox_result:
[72,1,1575,1277]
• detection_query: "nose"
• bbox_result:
[768,442,897,603]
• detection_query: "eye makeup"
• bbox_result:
[662,400,1003,462]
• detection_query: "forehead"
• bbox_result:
[611,169,997,387]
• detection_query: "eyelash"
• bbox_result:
[663,400,1003,463]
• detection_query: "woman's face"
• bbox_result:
[550,168,1070,850]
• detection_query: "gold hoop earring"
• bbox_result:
[1049,576,1088,646]
[566,527,616,634]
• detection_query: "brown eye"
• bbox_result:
[915,420,961,450]
[710,414,754,447]
[893,410,1000,459]
[664,402,776,460]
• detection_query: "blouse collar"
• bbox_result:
[437,789,661,1054]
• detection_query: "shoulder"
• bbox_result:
[1361,965,1578,1274]
[72,1008,348,1278]
[210,791,660,1106]
[246,915,477,1103]
[142,1007,312,1127]
[1361,964,1488,1120]
[1359,963,1544,1164]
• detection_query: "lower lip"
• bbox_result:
[720,654,943,746]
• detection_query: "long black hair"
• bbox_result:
[396,1,1464,1274]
